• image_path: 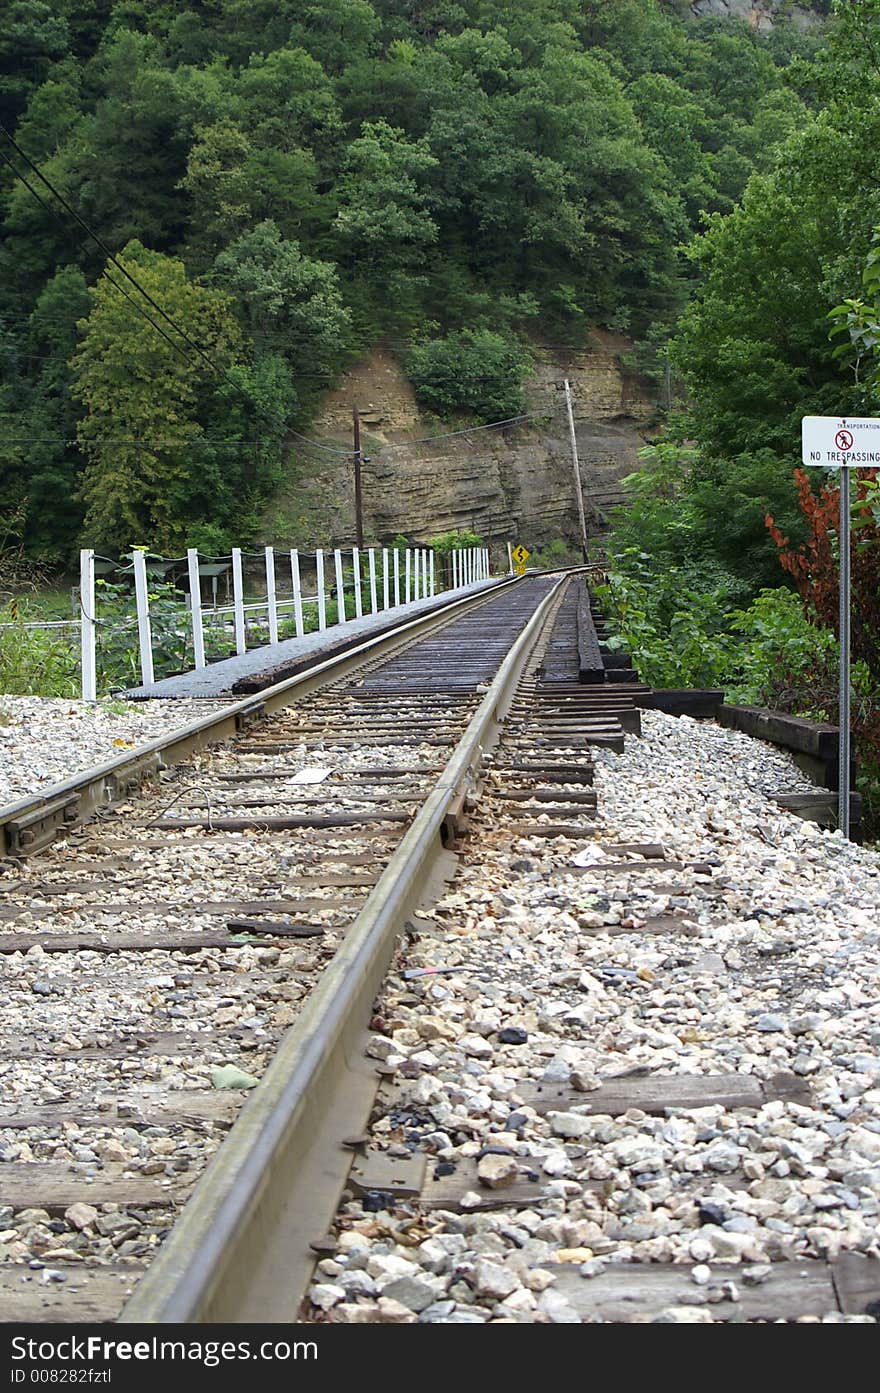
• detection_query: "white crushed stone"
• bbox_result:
[0,697,230,805]
[309,711,880,1325]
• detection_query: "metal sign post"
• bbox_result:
[839,464,851,839]
[800,416,879,837]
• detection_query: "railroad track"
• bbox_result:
[6,572,876,1325]
[0,572,600,1322]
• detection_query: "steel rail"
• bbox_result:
[120,573,568,1323]
[0,576,524,859]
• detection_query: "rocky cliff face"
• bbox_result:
[688,0,822,28]
[272,335,657,553]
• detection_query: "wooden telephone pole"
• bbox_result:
[352,405,364,547]
[563,379,589,562]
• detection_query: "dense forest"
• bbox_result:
[601,0,880,828]
[0,0,820,561]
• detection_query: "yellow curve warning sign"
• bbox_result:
[512,544,530,573]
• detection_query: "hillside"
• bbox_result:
[270,335,656,551]
[0,0,821,562]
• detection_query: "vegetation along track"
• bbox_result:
[0,573,583,1323]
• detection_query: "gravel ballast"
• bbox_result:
[0,697,229,805]
[307,711,880,1324]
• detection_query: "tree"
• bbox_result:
[407,328,530,421]
[0,2,69,129]
[211,220,352,380]
[332,119,439,326]
[71,241,242,551]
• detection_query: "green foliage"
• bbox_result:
[0,0,822,561]
[71,241,242,552]
[408,330,530,422]
[427,529,483,553]
[607,442,804,590]
[530,537,580,568]
[599,552,843,708]
[0,608,78,697]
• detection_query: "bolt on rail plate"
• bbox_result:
[7,794,81,856]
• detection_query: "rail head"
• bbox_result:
[0,574,529,859]
[119,573,569,1323]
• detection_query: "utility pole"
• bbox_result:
[352,405,364,548]
[564,378,589,563]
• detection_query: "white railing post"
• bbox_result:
[315,549,326,631]
[187,548,206,670]
[352,547,363,619]
[452,550,459,590]
[368,549,378,614]
[231,547,246,654]
[334,547,347,623]
[132,548,155,686]
[79,548,96,700]
[382,548,390,610]
[393,549,400,607]
[413,548,420,602]
[429,550,435,596]
[290,550,304,638]
[405,548,411,603]
[507,541,514,575]
[265,545,278,645]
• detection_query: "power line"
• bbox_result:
[0,124,354,458]
[0,145,202,368]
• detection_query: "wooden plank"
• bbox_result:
[637,689,725,718]
[0,1163,191,1211]
[717,704,838,759]
[491,765,595,784]
[580,913,701,938]
[566,860,714,876]
[576,588,606,684]
[772,792,862,827]
[349,1151,427,1201]
[767,1071,813,1106]
[417,1159,748,1213]
[601,842,667,858]
[0,927,330,954]
[226,918,325,938]
[0,1092,238,1130]
[0,1028,259,1059]
[420,1158,574,1211]
[832,1252,880,1317]
[0,1263,142,1324]
[509,823,597,839]
[550,1260,838,1322]
[147,811,411,831]
[0,896,362,922]
[493,790,597,804]
[521,1073,765,1117]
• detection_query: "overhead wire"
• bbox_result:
[0,123,354,457]
[0,128,584,464]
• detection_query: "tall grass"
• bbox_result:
[0,611,79,697]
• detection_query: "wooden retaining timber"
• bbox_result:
[636,688,726,718]
[576,586,606,684]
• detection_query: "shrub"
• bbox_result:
[0,611,79,697]
[407,330,530,423]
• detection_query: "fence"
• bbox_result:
[77,543,491,698]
